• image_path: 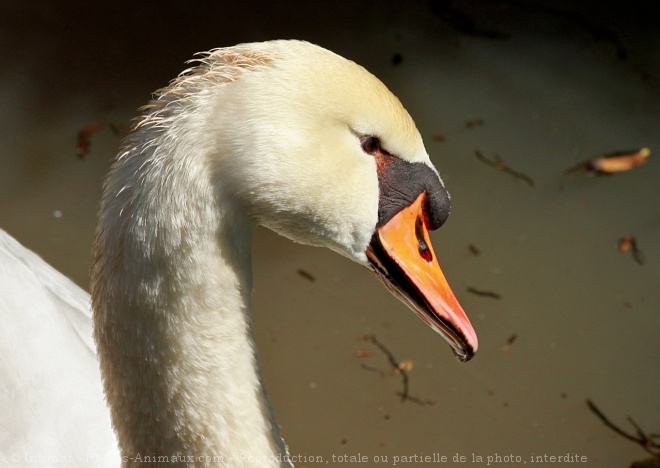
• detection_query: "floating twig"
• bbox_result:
[565,148,650,176]
[359,336,439,405]
[475,150,535,187]
[468,244,480,256]
[360,363,385,376]
[502,333,518,353]
[619,235,645,265]
[586,399,660,459]
[467,287,501,299]
[368,335,410,402]
[296,269,315,282]
[359,335,411,402]
[395,392,438,407]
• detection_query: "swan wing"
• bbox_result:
[0,229,118,466]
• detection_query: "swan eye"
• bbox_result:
[360,136,381,155]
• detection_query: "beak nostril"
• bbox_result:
[419,241,433,263]
[415,216,433,263]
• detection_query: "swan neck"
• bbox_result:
[92,121,287,465]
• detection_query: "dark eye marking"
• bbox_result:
[416,215,433,263]
[360,136,381,155]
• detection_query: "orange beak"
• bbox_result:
[366,193,478,362]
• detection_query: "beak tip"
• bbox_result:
[454,346,477,363]
[450,335,478,363]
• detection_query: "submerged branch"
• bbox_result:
[587,399,660,459]
[369,334,410,402]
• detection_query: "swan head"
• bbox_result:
[166,40,477,360]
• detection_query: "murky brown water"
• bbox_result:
[1,2,658,467]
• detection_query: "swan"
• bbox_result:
[0,40,478,467]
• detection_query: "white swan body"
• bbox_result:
[0,230,118,465]
[1,40,477,467]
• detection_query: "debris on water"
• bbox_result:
[76,123,103,158]
[394,392,438,407]
[432,134,446,142]
[359,336,443,406]
[397,359,413,373]
[631,459,660,467]
[586,399,660,461]
[369,335,410,401]
[467,286,501,299]
[502,333,518,353]
[297,269,315,282]
[468,244,480,256]
[618,235,645,265]
[565,148,650,176]
[475,150,535,187]
[466,118,484,129]
[429,0,510,40]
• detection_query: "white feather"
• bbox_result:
[1,40,438,467]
